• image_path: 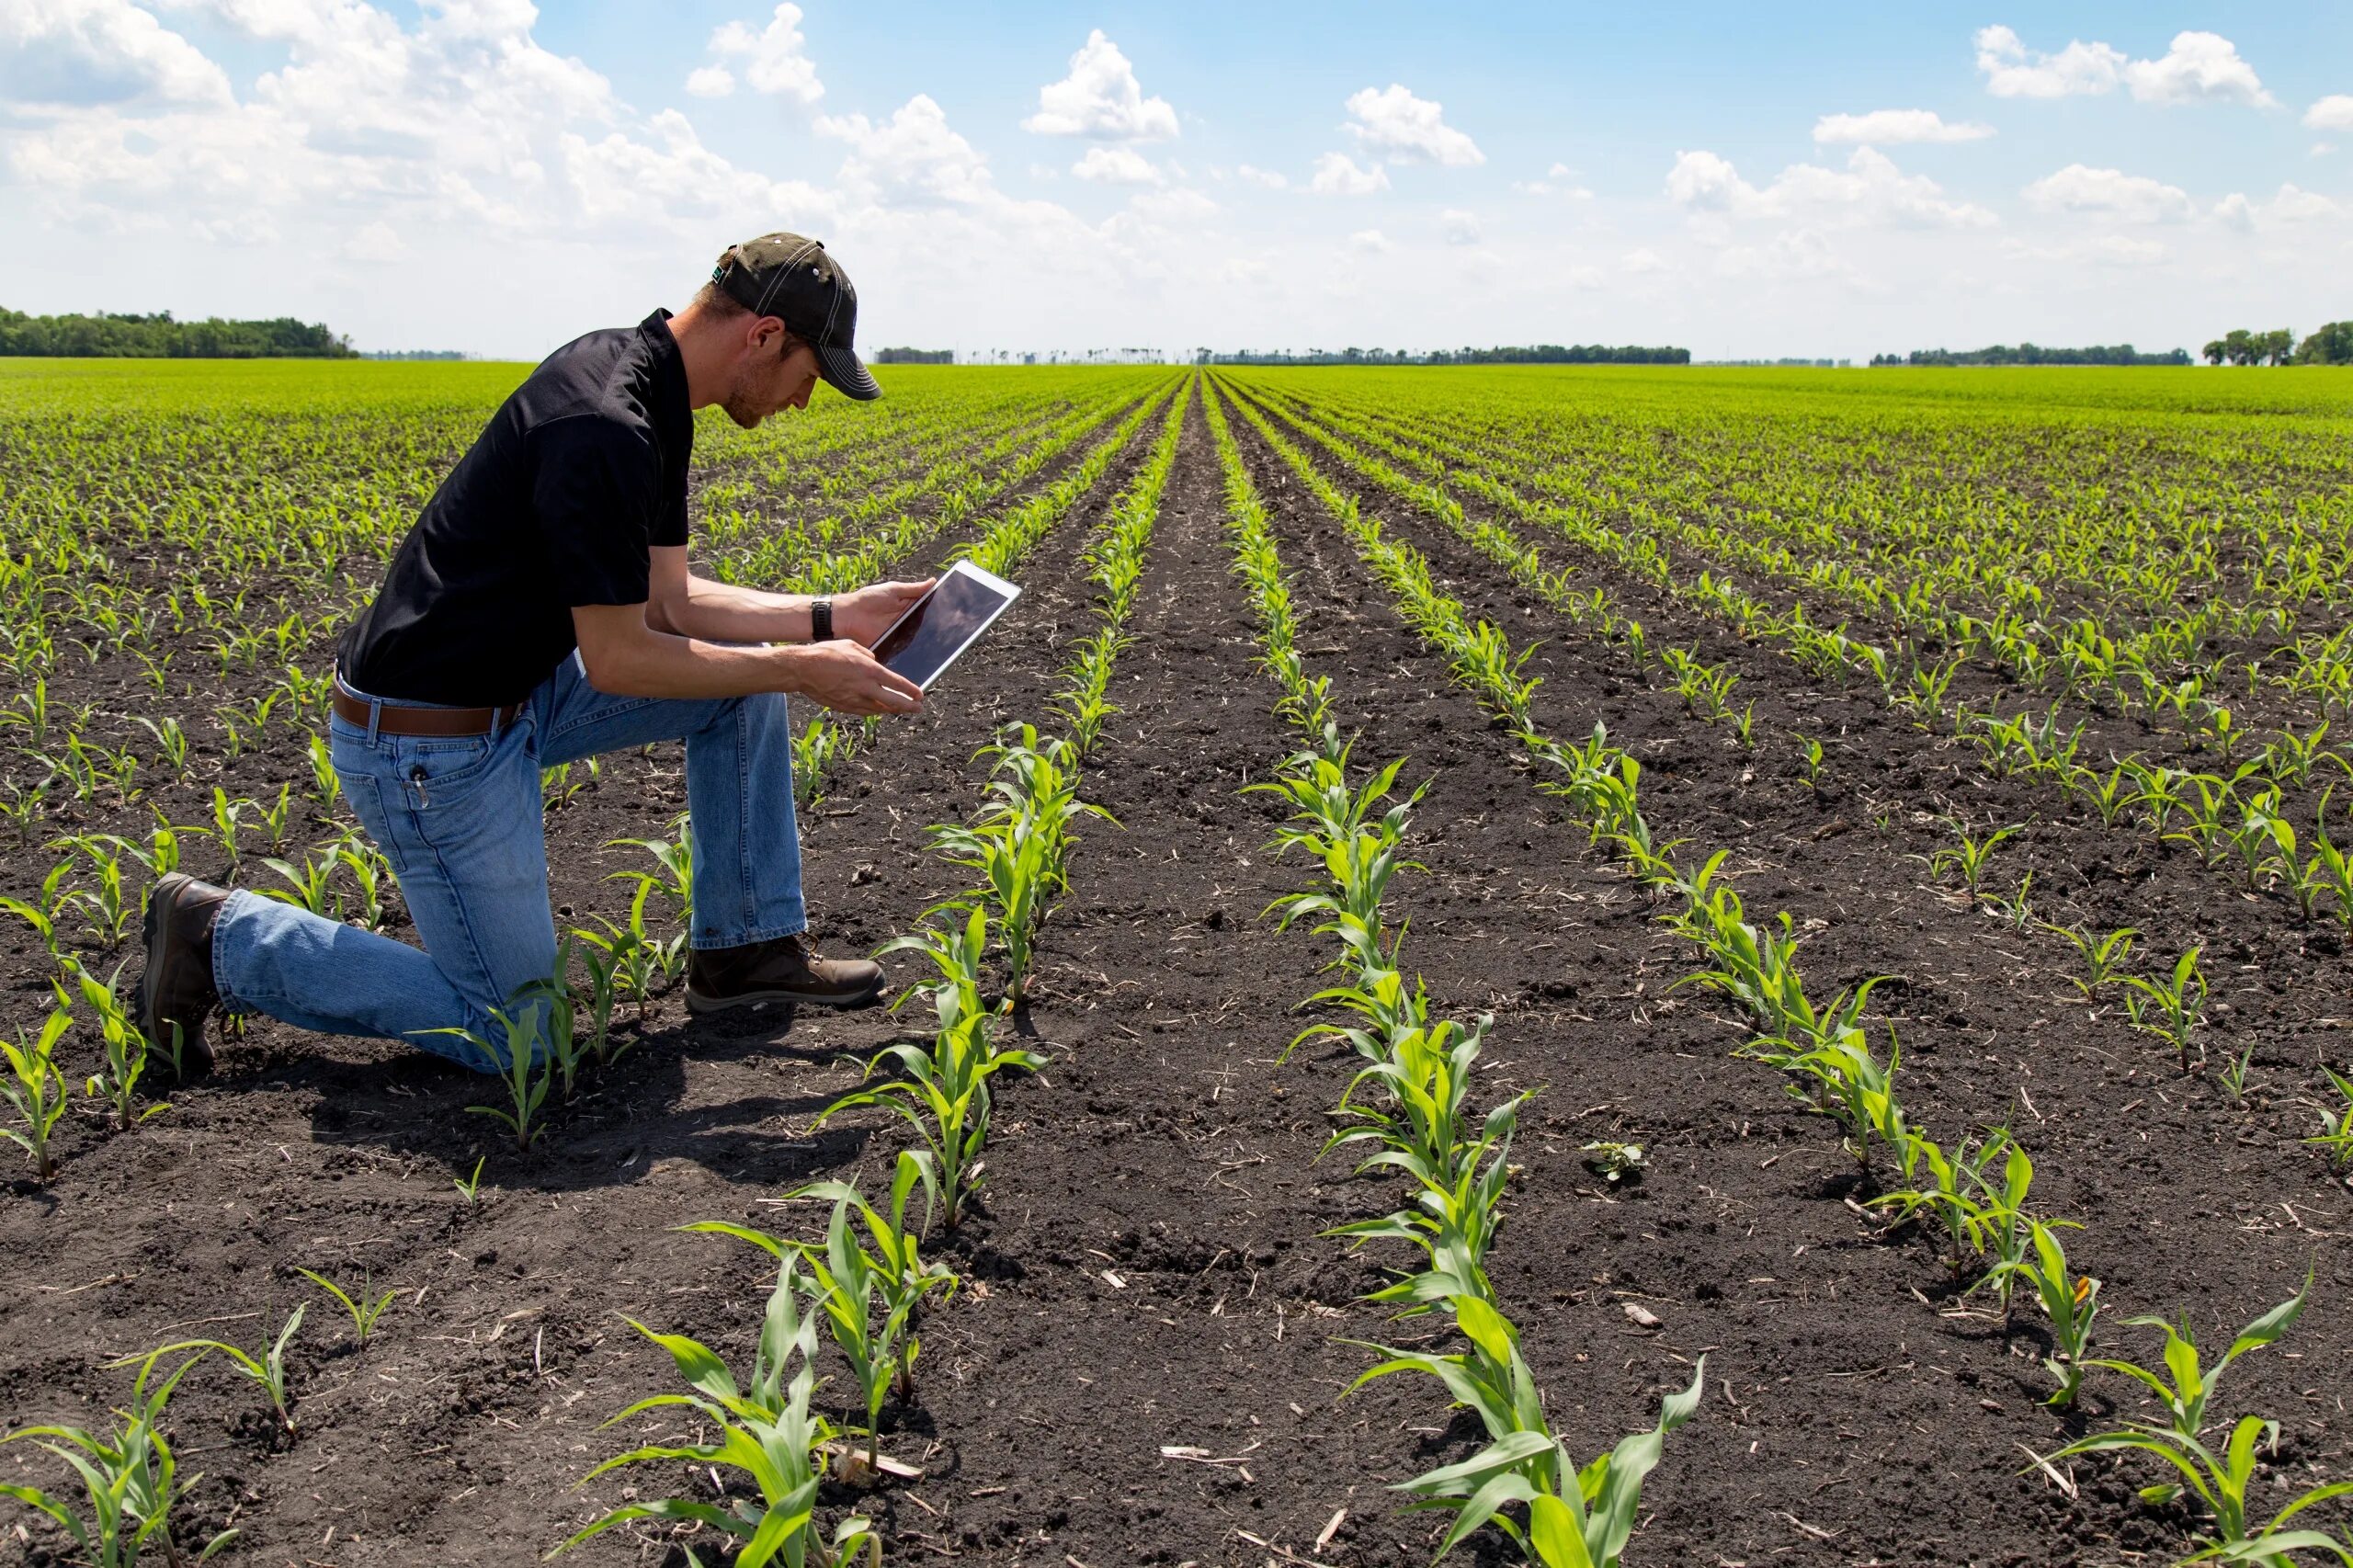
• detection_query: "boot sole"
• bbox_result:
[685,980,885,1015]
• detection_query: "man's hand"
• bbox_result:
[796,640,926,716]
[833,578,935,646]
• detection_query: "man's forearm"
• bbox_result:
[585,626,818,699]
[652,574,815,643]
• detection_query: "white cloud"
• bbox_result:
[1975,25,2125,97]
[817,93,995,206]
[1072,145,1162,186]
[1813,108,1994,144]
[2121,30,2274,108]
[1342,83,1483,166]
[1235,163,1289,189]
[1348,228,1392,253]
[697,4,821,105]
[1440,208,1481,244]
[1666,145,1995,227]
[2307,96,2353,132]
[1975,24,2273,106]
[1620,247,1665,274]
[1022,29,1176,141]
[2215,183,2345,232]
[1310,151,1389,195]
[1514,162,1594,197]
[564,108,836,229]
[2022,164,2196,223]
[2,0,233,106]
[685,64,733,98]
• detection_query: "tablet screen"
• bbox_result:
[871,566,1020,690]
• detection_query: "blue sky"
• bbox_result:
[5,3,2349,358]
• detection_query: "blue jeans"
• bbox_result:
[209,653,807,1072]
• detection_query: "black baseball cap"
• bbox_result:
[710,233,881,401]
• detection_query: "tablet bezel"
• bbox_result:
[868,558,1024,692]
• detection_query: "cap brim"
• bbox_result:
[816,342,882,402]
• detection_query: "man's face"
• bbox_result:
[722,321,822,429]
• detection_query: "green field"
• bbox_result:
[1,358,2348,1567]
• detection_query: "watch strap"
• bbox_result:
[812,598,834,641]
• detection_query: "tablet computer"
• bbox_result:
[868,559,1023,692]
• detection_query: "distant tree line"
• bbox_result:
[0,308,356,358]
[2201,324,2353,365]
[363,349,464,361]
[1870,343,2190,367]
[1199,344,1690,366]
[872,346,953,364]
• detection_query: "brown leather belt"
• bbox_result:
[333,682,527,738]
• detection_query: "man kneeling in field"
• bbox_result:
[135,233,929,1076]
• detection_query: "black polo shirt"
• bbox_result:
[336,311,693,706]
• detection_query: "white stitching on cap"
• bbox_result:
[750,236,822,318]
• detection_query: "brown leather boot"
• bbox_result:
[685,931,883,1013]
[138,873,230,1080]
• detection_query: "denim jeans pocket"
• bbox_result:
[385,722,533,813]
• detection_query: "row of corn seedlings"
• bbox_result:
[1228,379,2353,1113]
[1238,371,2353,759]
[543,380,1192,1564]
[1219,380,2352,1566]
[1207,382,1705,1568]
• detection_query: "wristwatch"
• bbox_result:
[812,598,834,642]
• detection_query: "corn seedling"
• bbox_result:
[2047,924,2140,998]
[0,1348,235,1567]
[2,1008,72,1182]
[2120,947,2210,1072]
[830,907,1040,1231]
[424,996,561,1152]
[121,1305,305,1432]
[453,1155,486,1204]
[295,1267,397,1345]
[62,959,166,1129]
[1345,1291,1706,1567]
[1977,1218,2099,1406]
[552,1256,880,1567]
[1926,820,2020,895]
[2040,1282,2349,1565]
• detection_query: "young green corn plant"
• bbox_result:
[121,1305,305,1433]
[1977,1217,2099,1407]
[62,960,166,1129]
[1,859,75,976]
[1346,1292,1706,1568]
[925,817,1056,1003]
[2,1008,73,1182]
[2039,1282,2351,1567]
[424,996,561,1152]
[258,844,338,917]
[607,816,694,920]
[690,1175,957,1484]
[826,908,1041,1232]
[2308,1066,2353,1169]
[555,1255,881,1567]
[775,1150,959,1403]
[333,836,395,931]
[294,1267,397,1344]
[1327,1085,1524,1314]
[0,1348,237,1568]
[2120,947,2210,1073]
[2046,923,2140,998]
[1925,820,2020,896]
[1871,1128,2018,1278]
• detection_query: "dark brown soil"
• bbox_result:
[3,381,2347,1568]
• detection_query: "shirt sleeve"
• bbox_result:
[650,451,688,548]
[529,415,659,607]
